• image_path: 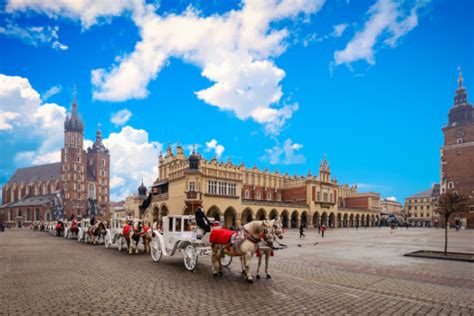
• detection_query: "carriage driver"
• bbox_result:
[194,204,211,237]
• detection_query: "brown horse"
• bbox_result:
[211,220,277,283]
[124,220,147,254]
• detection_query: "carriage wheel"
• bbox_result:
[150,238,162,262]
[104,233,111,248]
[220,253,233,267]
[183,244,198,271]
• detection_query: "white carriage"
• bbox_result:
[150,215,232,271]
[77,218,90,243]
[104,217,127,251]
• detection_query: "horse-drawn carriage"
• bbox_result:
[150,215,232,271]
[77,218,90,243]
[104,217,126,250]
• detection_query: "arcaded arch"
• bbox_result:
[255,208,267,221]
[355,214,360,227]
[337,213,342,228]
[290,210,299,228]
[343,213,349,227]
[321,212,328,226]
[313,212,320,227]
[361,214,365,227]
[281,209,289,228]
[207,205,222,221]
[301,211,308,227]
[269,209,278,220]
[329,212,336,228]
[224,207,237,228]
[349,213,354,227]
[241,207,254,224]
[152,206,159,222]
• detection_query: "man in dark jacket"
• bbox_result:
[195,205,211,235]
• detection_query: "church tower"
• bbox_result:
[61,88,87,217]
[440,69,474,228]
[319,154,331,183]
[86,125,110,217]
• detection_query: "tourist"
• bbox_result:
[321,224,327,237]
[299,223,305,238]
[317,225,321,234]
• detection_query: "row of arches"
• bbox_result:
[147,204,379,229]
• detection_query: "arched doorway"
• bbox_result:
[375,215,380,227]
[269,209,278,220]
[224,207,236,229]
[343,213,348,227]
[207,206,221,222]
[355,214,360,227]
[329,212,336,228]
[371,215,375,227]
[241,208,253,224]
[349,214,354,227]
[183,206,192,215]
[160,204,169,222]
[256,208,267,221]
[281,210,289,228]
[153,206,159,222]
[321,212,328,226]
[313,212,320,227]
[290,210,299,228]
[337,213,342,228]
[301,211,308,227]
[361,214,365,227]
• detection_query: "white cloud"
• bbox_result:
[110,109,132,126]
[205,139,225,158]
[6,0,135,29]
[261,138,305,165]
[334,0,428,66]
[386,196,397,201]
[103,126,162,200]
[332,23,348,37]
[0,23,68,50]
[42,85,62,101]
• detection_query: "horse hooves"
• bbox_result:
[218,271,223,277]
[266,274,272,279]
[246,278,254,284]
[256,274,261,280]
[242,271,245,275]
[213,273,219,278]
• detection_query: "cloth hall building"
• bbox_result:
[1,96,110,227]
[140,145,382,229]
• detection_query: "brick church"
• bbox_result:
[440,71,474,228]
[1,95,110,227]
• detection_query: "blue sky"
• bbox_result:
[0,0,473,202]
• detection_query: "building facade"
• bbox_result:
[137,146,381,228]
[440,72,474,228]
[1,95,110,227]
[404,184,440,227]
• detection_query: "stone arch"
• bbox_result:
[355,214,360,227]
[224,207,237,228]
[269,209,278,220]
[159,204,169,221]
[375,215,380,227]
[290,210,299,228]
[349,214,354,227]
[365,214,370,227]
[152,206,159,222]
[321,212,328,226]
[337,213,342,228]
[255,208,267,221]
[301,211,308,227]
[329,212,336,228]
[183,205,192,215]
[313,212,320,227]
[207,205,222,221]
[281,210,289,228]
[361,214,365,227]
[343,213,348,227]
[241,207,254,224]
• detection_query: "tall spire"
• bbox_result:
[458,66,464,89]
[64,84,84,133]
[96,123,102,143]
[72,83,78,116]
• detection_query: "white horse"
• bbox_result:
[211,220,278,283]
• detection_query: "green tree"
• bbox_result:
[438,192,468,255]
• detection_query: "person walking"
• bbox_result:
[321,224,327,238]
[317,225,321,234]
[299,223,305,238]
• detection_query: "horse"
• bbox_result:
[55,221,64,237]
[255,220,285,280]
[141,223,153,254]
[210,220,277,283]
[123,219,145,255]
[87,219,107,244]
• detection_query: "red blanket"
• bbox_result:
[209,229,235,245]
[123,225,131,236]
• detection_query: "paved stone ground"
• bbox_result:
[0,227,473,315]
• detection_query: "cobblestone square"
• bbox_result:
[1,227,473,315]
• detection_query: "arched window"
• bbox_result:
[26,208,31,221]
[9,209,14,221]
[35,208,40,221]
[18,208,22,217]
[102,159,105,167]
[88,183,96,199]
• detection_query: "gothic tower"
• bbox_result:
[319,154,331,183]
[61,90,87,217]
[86,125,110,217]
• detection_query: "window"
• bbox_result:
[244,190,250,198]
[77,155,80,162]
[457,138,463,144]
[26,208,31,221]
[414,206,417,210]
[256,192,261,200]
[102,159,106,167]
[18,208,22,217]
[267,192,272,201]
[323,192,328,202]
[35,208,40,221]
[448,182,454,189]
[420,206,424,210]
[90,159,93,165]
[188,181,196,192]
[218,182,225,195]
[228,183,236,196]
[317,192,321,201]
[9,209,13,221]
[208,180,217,195]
